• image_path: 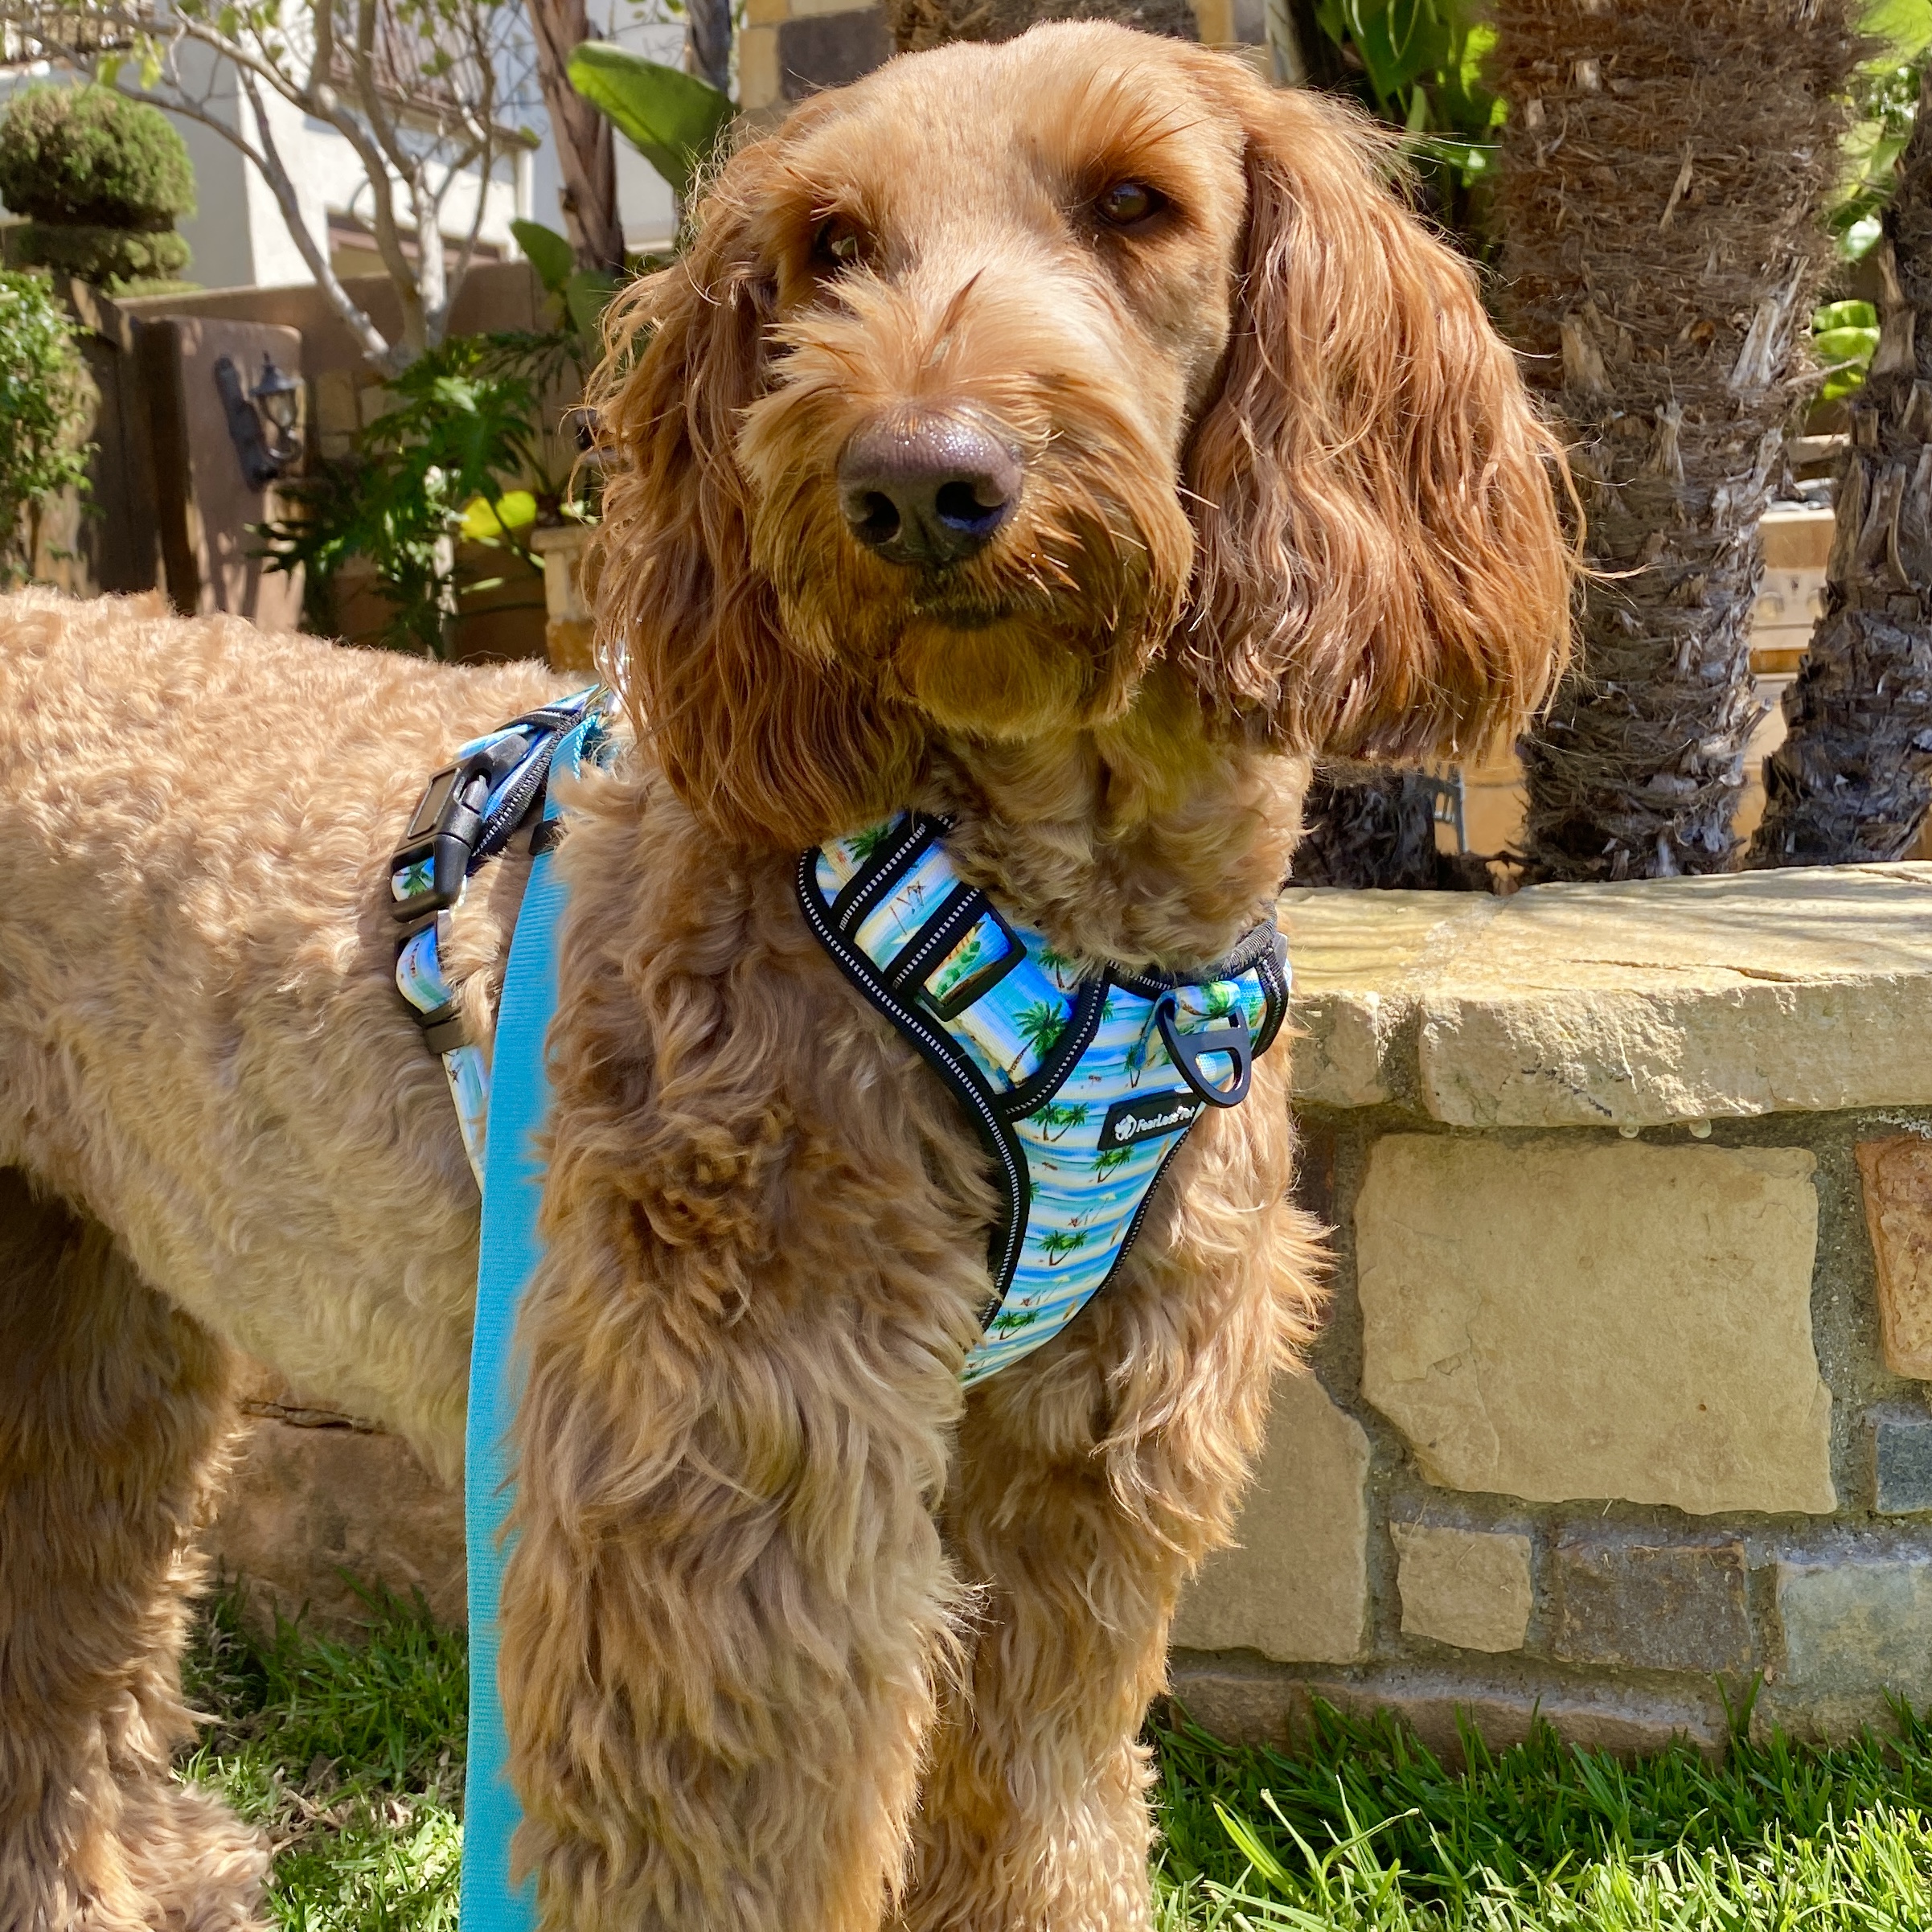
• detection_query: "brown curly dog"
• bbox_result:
[0,23,1571,1932]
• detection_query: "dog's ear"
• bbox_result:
[590,142,917,851]
[1177,64,1575,762]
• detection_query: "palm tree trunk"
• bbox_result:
[526,0,626,273]
[1290,767,1452,888]
[1750,70,1932,867]
[885,0,1198,51]
[1495,0,1860,883]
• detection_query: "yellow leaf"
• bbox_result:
[459,491,536,540]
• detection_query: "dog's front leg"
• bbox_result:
[903,1081,1323,1932]
[500,1211,984,1930]
[498,1196,974,1932]
[493,837,991,1932]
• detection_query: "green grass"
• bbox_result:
[178,1590,1932,1931]
[179,1586,467,1932]
[1150,1700,1932,1930]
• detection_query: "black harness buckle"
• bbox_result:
[388,699,602,925]
[389,757,495,923]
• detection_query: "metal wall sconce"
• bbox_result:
[214,352,304,492]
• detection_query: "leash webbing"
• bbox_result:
[458,717,596,1932]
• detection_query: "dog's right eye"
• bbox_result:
[1094,180,1165,228]
[813,217,868,272]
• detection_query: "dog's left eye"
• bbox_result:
[813,216,868,271]
[1094,180,1165,228]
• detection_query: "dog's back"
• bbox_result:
[0,587,566,1452]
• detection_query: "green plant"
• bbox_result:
[566,42,732,205]
[0,268,92,586]
[0,82,194,226]
[511,215,626,349]
[181,1584,466,1932]
[1151,1697,1932,1930]
[261,330,585,657]
[0,83,195,292]
[1815,297,1884,400]
[178,1585,1932,1932]
[1299,0,1501,238]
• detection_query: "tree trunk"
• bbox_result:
[1494,0,1859,883]
[886,0,1197,51]
[1290,768,1456,889]
[1750,71,1932,868]
[526,0,625,273]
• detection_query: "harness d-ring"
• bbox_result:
[1156,996,1254,1107]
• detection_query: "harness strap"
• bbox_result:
[392,688,602,1183]
[798,814,1290,1384]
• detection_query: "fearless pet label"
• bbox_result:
[1100,1090,1208,1149]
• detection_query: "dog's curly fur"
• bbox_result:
[0,25,1571,1932]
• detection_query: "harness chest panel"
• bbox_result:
[798,814,1290,1383]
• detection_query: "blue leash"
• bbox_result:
[458,716,597,1932]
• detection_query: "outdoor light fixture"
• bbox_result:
[214,351,304,492]
[252,355,301,449]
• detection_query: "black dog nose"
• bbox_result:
[837,411,1020,567]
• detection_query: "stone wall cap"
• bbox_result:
[1281,863,1932,1124]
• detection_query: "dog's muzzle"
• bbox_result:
[837,408,1021,568]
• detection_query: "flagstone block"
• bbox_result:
[1551,1533,1753,1675]
[1356,1136,1833,1516]
[1775,1554,1932,1704]
[1856,1136,1932,1378]
[1391,1523,1533,1653]
[1171,1372,1370,1664]
[1870,1404,1932,1515]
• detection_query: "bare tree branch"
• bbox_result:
[236,68,399,367]
[0,0,537,368]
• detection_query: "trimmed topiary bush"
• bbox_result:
[0,84,195,292]
[15,222,191,285]
[0,267,92,585]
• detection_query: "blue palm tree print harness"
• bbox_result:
[797,814,1291,1384]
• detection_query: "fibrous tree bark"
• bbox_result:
[885,0,1197,51]
[1290,768,1462,889]
[1751,69,1932,867]
[526,0,625,273]
[1494,0,1860,882]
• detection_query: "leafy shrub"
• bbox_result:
[0,84,194,227]
[15,221,191,285]
[262,330,587,657]
[0,84,195,291]
[0,268,92,585]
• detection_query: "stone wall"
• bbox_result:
[1173,863,1932,1756]
[207,863,1932,1758]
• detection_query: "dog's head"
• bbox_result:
[593,24,1573,849]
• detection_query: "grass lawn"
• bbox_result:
[183,1586,1932,1931]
